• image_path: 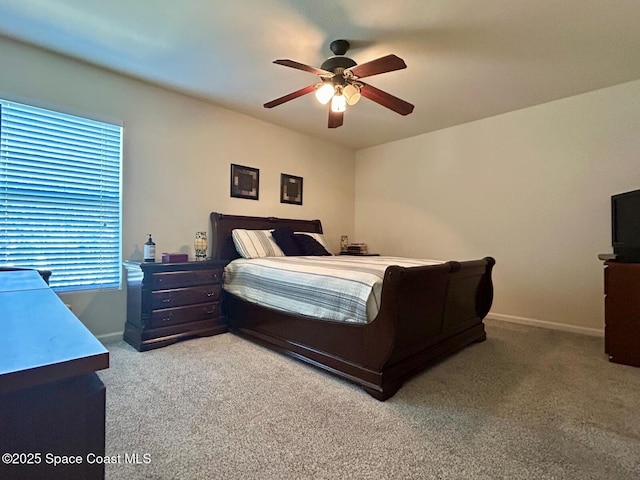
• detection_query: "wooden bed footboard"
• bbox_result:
[380,258,495,364]
[366,257,495,398]
[211,212,495,401]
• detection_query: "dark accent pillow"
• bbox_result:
[294,234,331,256]
[271,228,304,256]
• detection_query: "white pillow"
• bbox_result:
[294,232,333,255]
[232,229,285,259]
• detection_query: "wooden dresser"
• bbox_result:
[604,260,640,367]
[123,260,228,351]
[0,269,109,480]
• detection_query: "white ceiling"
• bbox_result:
[1,0,640,150]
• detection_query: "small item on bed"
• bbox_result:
[272,228,331,256]
[231,229,285,258]
[294,232,332,254]
[294,234,331,255]
[271,227,304,255]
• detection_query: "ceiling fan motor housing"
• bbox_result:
[321,39,357,74]
[330,39,350,55]
[320,56,357,74]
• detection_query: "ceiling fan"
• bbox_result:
[264,39,414,128]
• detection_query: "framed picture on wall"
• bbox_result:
[230,164,259,200]
[280,173,303,205]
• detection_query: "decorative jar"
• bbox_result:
[194,232,207,260]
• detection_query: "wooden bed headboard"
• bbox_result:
[209,212,323,260]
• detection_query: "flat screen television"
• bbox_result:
[612,189,640,262]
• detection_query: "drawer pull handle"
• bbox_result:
[205,309,215,315]
[206,291,215,297]
[161,317,172,323]
[162,298,172,303]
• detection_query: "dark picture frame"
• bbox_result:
[280,173,303,205]
[230,164,259,200]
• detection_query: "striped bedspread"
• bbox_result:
[223,256,443,324]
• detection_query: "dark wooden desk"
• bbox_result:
[0,270,109,479]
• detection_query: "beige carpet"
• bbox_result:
[100,319,640,479]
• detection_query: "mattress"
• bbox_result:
[223,256,443,324]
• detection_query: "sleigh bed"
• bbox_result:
[211,212,495,401]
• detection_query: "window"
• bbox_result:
[0,99,123,291]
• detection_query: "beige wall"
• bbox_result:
[355,79,640,334]
[0,36,355,339]
[4,34,640,339]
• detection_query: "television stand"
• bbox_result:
[603,260,640,368]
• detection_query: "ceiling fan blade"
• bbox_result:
[347,54,407,79]
[273,59,331,76]
[359,82,414,116]
[328,109,343,128]
[264,84,316,109]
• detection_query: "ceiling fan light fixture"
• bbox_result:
[315,82,335,105]
[266,39,414,128]
[331,93,347,113]
[343,83,361,106]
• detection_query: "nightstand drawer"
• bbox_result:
[151,284,222,309]
[150,302,220,328]
[152,269,221,290]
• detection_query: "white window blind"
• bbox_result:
[0,99,122,291]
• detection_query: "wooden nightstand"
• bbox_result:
[123,259,228,351]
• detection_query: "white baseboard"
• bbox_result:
[486,312,604,337]
[96,331,123,344]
